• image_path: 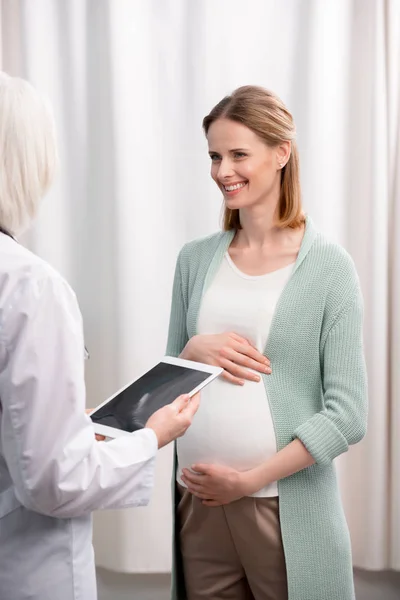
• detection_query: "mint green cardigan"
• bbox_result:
[166,216,368,600]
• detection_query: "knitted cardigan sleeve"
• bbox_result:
[294,284,368,464]
[166,249,188,358]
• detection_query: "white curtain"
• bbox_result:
[1,0,399,573]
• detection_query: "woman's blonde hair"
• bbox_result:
[0,72,57,235]
[203,85,304,230]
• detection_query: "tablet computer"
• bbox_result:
[89,356,222,438]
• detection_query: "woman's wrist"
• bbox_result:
[239,466,269,496]
[180,337,196,361]
[239,440,315,497]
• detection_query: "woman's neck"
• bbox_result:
[236,200,281,249]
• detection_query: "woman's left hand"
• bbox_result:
[181,464,252,507]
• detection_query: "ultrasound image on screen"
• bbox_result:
[90,362,209,433]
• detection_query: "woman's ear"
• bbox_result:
[276,141,291,169]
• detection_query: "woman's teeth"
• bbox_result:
[224,182,247,192]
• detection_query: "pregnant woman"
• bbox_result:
[166,86,368,600]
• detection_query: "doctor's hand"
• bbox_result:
[145,393,200,449]
[180,333,271,385]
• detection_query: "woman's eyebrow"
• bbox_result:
[208,147,249,154]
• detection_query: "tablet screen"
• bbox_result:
[90,362,210,433]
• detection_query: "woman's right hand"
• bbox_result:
[180,333,271,385]
[145,393,200,449]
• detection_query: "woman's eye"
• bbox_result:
[210,154,221,162]
[234,152,247,159]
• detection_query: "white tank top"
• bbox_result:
[177,252,294,497]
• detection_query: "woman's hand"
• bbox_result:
[182,439,316,507]
[180,332,271,385]
[181,463,257,506]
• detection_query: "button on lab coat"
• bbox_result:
[0,234,157,600]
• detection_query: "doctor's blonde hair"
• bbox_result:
[0,72,57,235]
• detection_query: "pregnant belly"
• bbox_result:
[177,379,277,473]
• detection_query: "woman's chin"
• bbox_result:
[224,198,247,210]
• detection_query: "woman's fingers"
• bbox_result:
[181,469,204,486]
[226,334,270,366]
[220,358,258,382]
[235,343,271,367]
[219,357,271,382]
[184,482,207,495]
[221,370,245,386]
[221,346,271,373]
[229,332,251,345]
[182,480,214,500]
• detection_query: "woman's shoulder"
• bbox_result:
[310,231,359,282]
[306,231,363,319]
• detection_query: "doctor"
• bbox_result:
[0,72,199,600]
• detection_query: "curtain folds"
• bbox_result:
[1,0,398,572]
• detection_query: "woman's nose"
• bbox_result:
[217,159,235,180]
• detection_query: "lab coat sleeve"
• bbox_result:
[0,271,158,518]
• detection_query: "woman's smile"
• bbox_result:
[221,181,248,197]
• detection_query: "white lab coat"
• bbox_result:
[0,233,158,600]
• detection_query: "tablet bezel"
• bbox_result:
[89,356,222,438]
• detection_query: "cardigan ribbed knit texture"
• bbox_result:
[166,216,368,600]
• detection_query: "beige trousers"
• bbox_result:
[177,484,288,600]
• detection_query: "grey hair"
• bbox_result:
[0,72,57,235]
